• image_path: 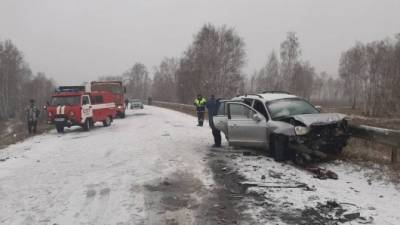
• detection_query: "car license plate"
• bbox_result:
[55,118,65,122]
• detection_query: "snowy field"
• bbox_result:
[0,106,399,225]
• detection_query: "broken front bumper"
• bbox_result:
[50,117,79,127]
[288,133,349,160]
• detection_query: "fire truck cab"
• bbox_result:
[47,86,117,133]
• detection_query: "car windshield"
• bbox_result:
[267,98,319,120]
[50,96,81,106]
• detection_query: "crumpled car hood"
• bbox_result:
[292,113,347,127]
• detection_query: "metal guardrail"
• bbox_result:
[153,100,400,163]
[152,100,208,118]
[348,124,400,163]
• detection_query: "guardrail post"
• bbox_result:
[392,146,399,163]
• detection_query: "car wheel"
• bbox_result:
[120,112,126,118]
[103,116,111,127]
[56,124,64,133]
[331,146,344,155]
[266,136,275,157]
[273,135,289,162]
[83,119,90,131]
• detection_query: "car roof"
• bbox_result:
[233,93,299,102]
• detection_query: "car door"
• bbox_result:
[227,102,267,147]
[81,95,93,123]
[213,102,228,135]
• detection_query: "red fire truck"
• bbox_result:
[91,81,126,118]
[46,86,117,133]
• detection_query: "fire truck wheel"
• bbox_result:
[56,125,64,133]
[103,116,111,127]
[120,112,126,118]
[83,119,90,131]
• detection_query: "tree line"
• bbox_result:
[2,23,393,120]
[0,39,55,121]
[113,27,348,108]
[339,35,400,117]
[102,24,246,104]
[148,25,399,117]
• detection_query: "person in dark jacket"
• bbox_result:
[194,94,206,126]
[26,99,40,134]
[125,99,129,109]
[205,95,221,147]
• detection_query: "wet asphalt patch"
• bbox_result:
[143,171,206,224]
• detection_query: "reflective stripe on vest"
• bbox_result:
[194,98,206,107]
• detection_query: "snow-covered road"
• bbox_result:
[0,106,215,225]
[1,106,399,225]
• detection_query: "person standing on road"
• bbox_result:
[206,95,222,147]
[26,99,40,134]
[125,99,129,109]
[194,94,206,126]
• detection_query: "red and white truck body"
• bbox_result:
[47,86,117,133]
[90,81,126,118]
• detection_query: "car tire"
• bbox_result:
[266,135,275,157]
[273,135,289,162]
[103,116,111,127]
[83,119,90,131]
[120,112,125,118]
[56,124,64,133]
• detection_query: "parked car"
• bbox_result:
[130,99,144,109]
[213,92,349,163]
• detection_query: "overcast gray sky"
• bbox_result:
[1,0,399,85]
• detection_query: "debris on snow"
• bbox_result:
[0,157,10,162]
[306,167,339,180]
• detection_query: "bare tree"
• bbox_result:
[176,24,246,102]
[339,42,366,109]
[123,63,151,100]
[280,32,301,92]
[152,57,179,101]
[0,39,55,121]
[339,35,400,116]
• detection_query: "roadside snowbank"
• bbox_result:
[230,152,400,224]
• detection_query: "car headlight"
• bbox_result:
[118,106,122,109]
[294,126,309,135]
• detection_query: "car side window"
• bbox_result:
[95,96,103,104]
[217,102,225,116]
[243,99,253,107]
[82,96,90,105]
[253,100,269,120]
[229,103,254,119]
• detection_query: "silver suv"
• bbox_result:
[213,92,349,163]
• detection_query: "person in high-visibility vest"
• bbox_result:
[194,94,207,126]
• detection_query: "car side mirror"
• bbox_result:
[315,105,322,112]
[252,114,262,122]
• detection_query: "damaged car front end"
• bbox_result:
[264,97,351,162]
[275,113,350,163]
